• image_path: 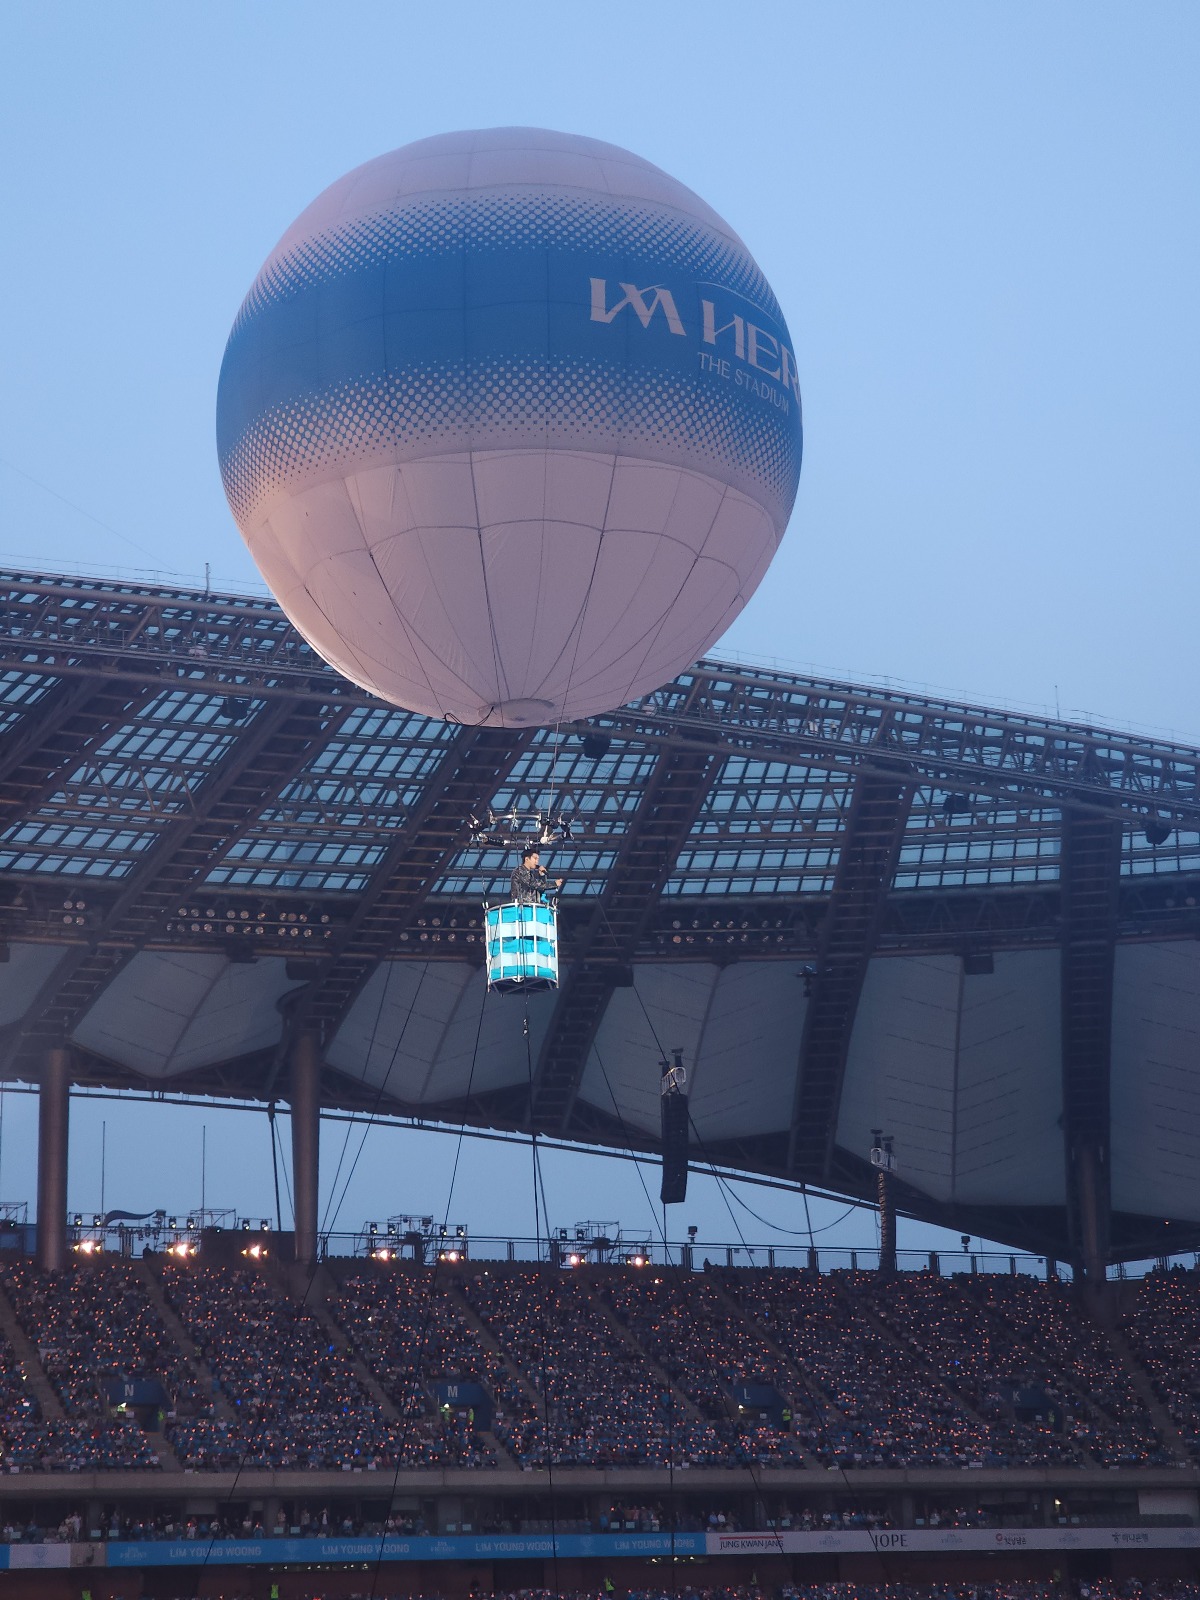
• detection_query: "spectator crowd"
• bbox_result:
[0,1254,1195,1477]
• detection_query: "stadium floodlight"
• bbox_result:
[869,1133,897,1173]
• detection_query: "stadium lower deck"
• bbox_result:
[1,1257,1200,1596]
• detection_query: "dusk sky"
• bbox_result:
[0,3,1196,1260]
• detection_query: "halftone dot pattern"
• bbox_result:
[221,358,800,533]
[232,189,781,339]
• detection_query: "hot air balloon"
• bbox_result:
[217,128,802,727]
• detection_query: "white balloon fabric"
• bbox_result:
[217,128,802,727]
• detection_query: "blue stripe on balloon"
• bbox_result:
[218,193,801,525]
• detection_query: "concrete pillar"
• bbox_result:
[289,1032,321,1268]
[1076,1139,1108,1285]
[37,1047,71,1272]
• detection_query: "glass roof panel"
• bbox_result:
[0,670,55,736]
[0,689,246,879]
[204,706,456,894]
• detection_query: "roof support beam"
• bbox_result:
[2,695,345,1075]
[531,741,721,1134]
[0,675,157,822]
[789,770,914,1180]
[1059,812,1122,1281]
[4,574,1199,831]
[290,725,534,1048]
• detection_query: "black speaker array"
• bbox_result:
[660,1092,689,1205]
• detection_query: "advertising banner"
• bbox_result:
[104,1530,708,1568]
[5,1525,1198,1571]
[708,1527,1200,1556]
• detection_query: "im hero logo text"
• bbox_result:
[590,278,799,413]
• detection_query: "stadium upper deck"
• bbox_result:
[1,570,1200,1270]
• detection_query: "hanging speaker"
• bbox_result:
[660,1092,689,1205]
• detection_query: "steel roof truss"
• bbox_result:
[789,771,915,1180]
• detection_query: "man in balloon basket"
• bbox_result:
[482,845,563,996]
[510,846,563,908]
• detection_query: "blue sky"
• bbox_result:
[0,2,1197,1257]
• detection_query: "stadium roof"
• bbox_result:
[1,569,1200,1267]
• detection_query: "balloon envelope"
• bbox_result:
[217,128,802,726]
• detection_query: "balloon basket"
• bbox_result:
[484,901,559,994]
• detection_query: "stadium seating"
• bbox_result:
[957,1271,1169,1463]
[160,1263,490,1469]
[1122,1267,1200,1463]
[0,1259,184,1469]
[332,1264,512,1462]
[459,1266,729,1465]
[602,1271,811,1463]
[0,1255,1195,1480]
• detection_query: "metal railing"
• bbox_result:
[56,1214,1200,1281]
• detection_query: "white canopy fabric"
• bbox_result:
[4,937,1200,1227]
[69,952,304,1078]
